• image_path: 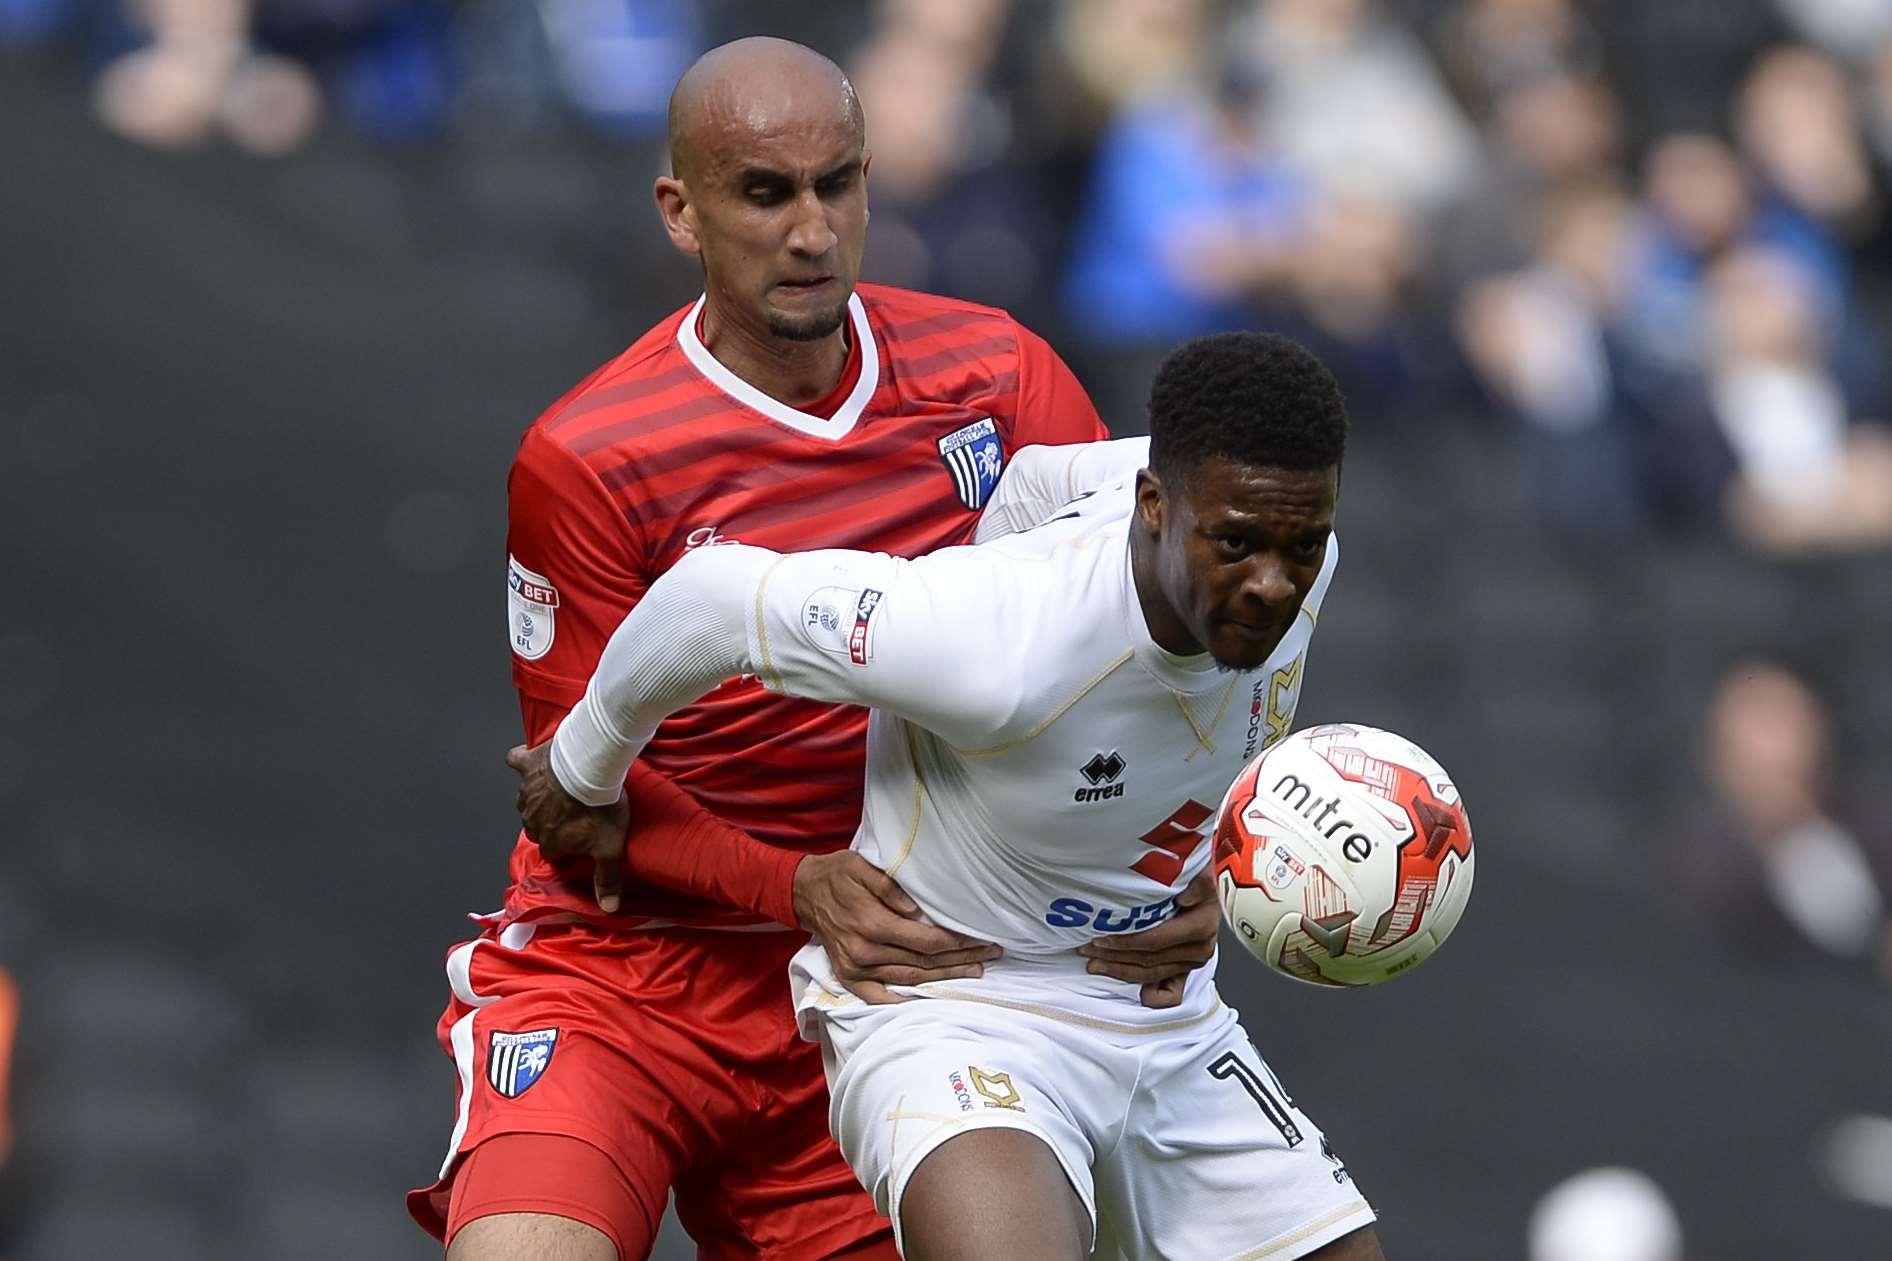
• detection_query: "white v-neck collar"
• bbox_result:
[675,293,880,441]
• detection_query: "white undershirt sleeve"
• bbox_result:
[553,539,1023,805]
[548,544,775,805]
[973,437,1150,543]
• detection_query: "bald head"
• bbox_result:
[668,37,864,183]
[653,37,871,347]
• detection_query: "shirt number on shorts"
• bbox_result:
[1208,1052,1303,1148]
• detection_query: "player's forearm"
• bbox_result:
[549,545,776,805]
[617,762,806,926]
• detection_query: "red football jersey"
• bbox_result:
[503,284,1107,927]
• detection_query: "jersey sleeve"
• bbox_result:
[1010,321,1109,444]
[973,437,1150,543]
[552,543,1019,807]
[748,546,1018,746]
[506,426,652,725]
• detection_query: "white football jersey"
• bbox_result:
[738,475,1338,1031]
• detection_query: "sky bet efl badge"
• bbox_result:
[507,555,559,661]
[937,417,1004,510]
[488,1028,557,1098]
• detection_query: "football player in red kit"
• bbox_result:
[408,37,1223,1261]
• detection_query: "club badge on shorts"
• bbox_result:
[937,417,1004,510]
[488,1028,557,1098]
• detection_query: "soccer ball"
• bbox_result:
[1213,723,1474,987]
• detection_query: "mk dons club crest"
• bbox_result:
[488,1028,557,1099]
[937,417,1005,510]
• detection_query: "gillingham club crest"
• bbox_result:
[937,417,1005,510]
[488,1028,557,1099]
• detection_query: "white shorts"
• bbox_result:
[816,995,1375,1261]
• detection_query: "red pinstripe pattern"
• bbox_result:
[615,430,954,533]
[544,364,699,438]
[877,307,993,343]
[592,424,804,496]
[885,333,1017,383]
[588,403,957,501]
[565,391,758,458]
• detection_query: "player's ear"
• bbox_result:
[654,176,701,257]
[1134,468,1167,536]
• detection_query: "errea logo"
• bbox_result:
[1075,751,1126,802]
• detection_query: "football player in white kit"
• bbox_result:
[516,333,1383,1261]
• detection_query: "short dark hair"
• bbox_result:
[1146,332,1347,485]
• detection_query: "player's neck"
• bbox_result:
[1127,532,1202,656]
[698,298,851,408]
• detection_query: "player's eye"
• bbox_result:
[746,185,789,206]
[817,173,855,197]
[1291,537,1326,564]
[1211,534,1251,559]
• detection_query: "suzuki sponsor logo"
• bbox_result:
[1043,894,1178,933]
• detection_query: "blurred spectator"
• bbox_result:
[1442,67,1624,283]
[1014,0,1212,267]
[1432,0,1605,120]
[1527,1166,1685,1261]
[1704,247,1892,552]
[1230,0,1480,216]
[1456,182,1732,534]
[1457,184,1644,531]
[449,0,699,141]
[850,0,1055,314]
[1061,62,1309,343]
[1037,0,1209,139]
[1735,45,1880,243]
[1620,131,1848,376]
[1288,184,1419,339]
[91,0,323,154]
[1775,0,1892,64]
[1667,660,1892,979]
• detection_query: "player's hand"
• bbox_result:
[506,741,632,913]
[1077,871,1220,1010]
[794,851,1002,1004]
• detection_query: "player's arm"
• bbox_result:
[546,543,1008,807]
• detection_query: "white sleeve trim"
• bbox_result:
[548,545,777,805]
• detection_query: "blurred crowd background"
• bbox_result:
[3,1,1891,1258]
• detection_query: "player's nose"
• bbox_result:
[1240,554,1297,607]
[786,193,838,257]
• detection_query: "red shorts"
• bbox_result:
[405,918,893,1260]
